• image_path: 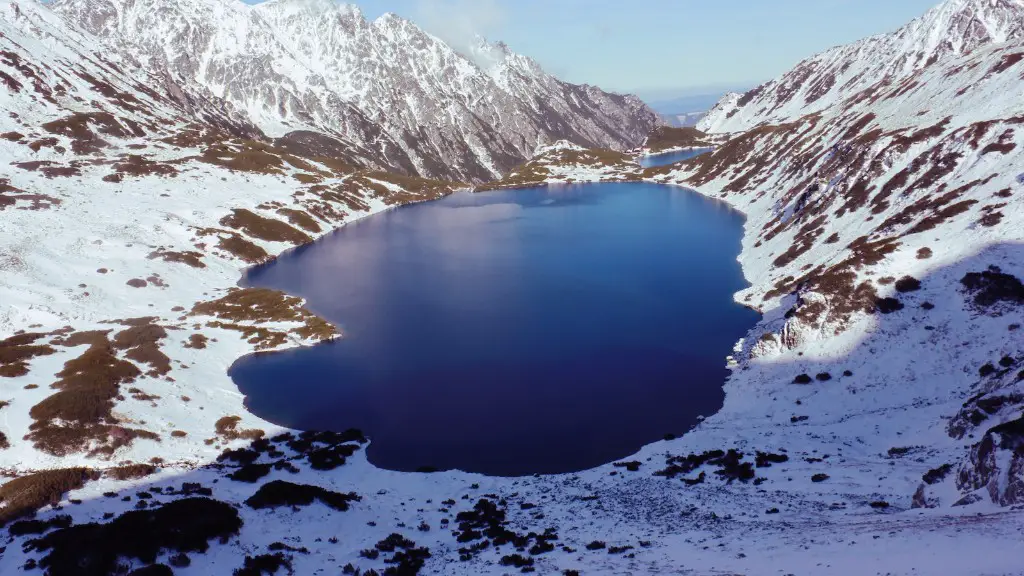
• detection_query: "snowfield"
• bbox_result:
[2,0,1024,574]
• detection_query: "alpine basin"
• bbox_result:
[230,182,758,476]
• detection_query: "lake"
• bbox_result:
[230,181,758,476]
[637,147,712,168]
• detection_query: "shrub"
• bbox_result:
[894,276,922,292]
[811,473,830,482]
[245,481,360,512]
[105,464,156,481]
[228,464,272,483]
[961,268,1024,307]
[500,553,534,568]
[875,297,904,314]
[815,372,832,381]
[27,498,241,576]
[585,541,606,550]
[793,374,813,384]
[979,363,997,377]
[0,468,95,526]
[234,553,290,576]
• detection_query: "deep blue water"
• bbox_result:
[638,147,712,168]
[231,182,758,476]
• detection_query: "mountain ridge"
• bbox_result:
[700,0,1024,133]
[53,0,659,182]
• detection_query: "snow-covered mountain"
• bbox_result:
[51,0,658,183]
[700,0,1024,133]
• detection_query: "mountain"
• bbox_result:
[52,0,659,183]
[700,0,1024,133]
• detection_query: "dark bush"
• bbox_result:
[875,297,904,314]
[921,302,935,310]
[961,268,1024,307]
[869,501,890,509]
[793,374,813,384]
[608,545,634,554]
[811,473,830,482]
[999,356,1016,367]
[585,541,606,550]
[245,480,360,512]
[500,553,533,568]
[923,464,952,485]
[9,514,72,536]
[765,508,780,514]
[233,553,290,576]
[815,372,832,381]
[894,276,921,292]
[755,452,789,467]
[27,498,241,576]
[791,415,809,423]
[613,461,641,472]
[843,370,854,376]
[979,363,997,377]
[0,468,95,526]
[228,463,272,483]
[168,552,190,567]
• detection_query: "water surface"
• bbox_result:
[638,147,712,168]
[231,182,758,476]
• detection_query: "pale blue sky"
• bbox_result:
[256,0,944,97]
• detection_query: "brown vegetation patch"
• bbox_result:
[1,131,23,142]
[184,334,208,349]
[276,208,322,234]
[217,233,270,264]
[29,327,162,456]
[147,249,205,269]
[126,278,147,288]
[41,112,132,155]
[104,463,156,481]
[110,155,180,179]
[190,288,337,348]
[643,127,713,153]
[13,160,82,179]
[219,209,312,246]
[214,416,264,442]
[0,332,56,378]
[991,52,1024,75]
[109,318,171,377]
[0,468,96,526]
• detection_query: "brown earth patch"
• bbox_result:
[184,334,208,349]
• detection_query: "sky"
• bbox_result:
[253,0,945,99]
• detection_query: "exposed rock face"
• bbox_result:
[53,0,660,183]
[700,0,1024,133]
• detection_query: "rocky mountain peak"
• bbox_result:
[699,0,1024,133]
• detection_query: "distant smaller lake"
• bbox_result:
[638,148,712,168]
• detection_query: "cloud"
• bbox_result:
[413,0,507,66]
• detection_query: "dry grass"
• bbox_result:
[0,332,56,378]
[276,208,322,233]
[190,288,337,348]
[0,468,96,526]
[219,209,312,245]
[148,249,206,269]
[214,416,264,441]
[104,463,156,481]
[643,127,713,153]
[28,323,167,456]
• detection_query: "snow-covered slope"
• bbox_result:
[52,0,659,183]
[700,0,1024,133]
